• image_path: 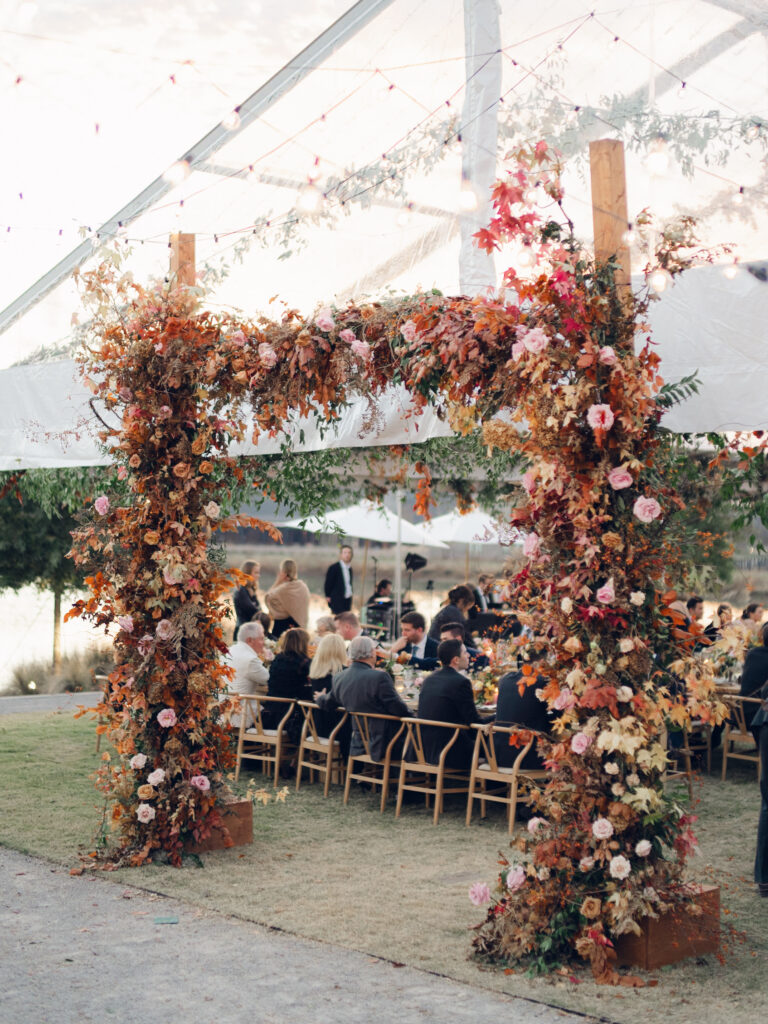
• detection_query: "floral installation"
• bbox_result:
[68,142,725,976]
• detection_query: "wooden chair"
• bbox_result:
[295,702,348,797]
[466,724,548,832]
[721,695,763,780]
[395,718,472,825]
[235,695,297,786]
[343,711,406,813]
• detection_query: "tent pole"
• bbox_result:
[589,140,631,310]
[393,491,403,639]
[359,539,370,615]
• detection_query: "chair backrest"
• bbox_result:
[297,701,348,743]
[239,695,296,737]
[401,717,470,766]
[349,711,404,760]
[725,694,764,735]
[471,722,535,773]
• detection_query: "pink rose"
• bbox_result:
[527,817,548,834]
[586,403,615,432]
[130,753,147,770]
[118,387,132,402]
[592,817,614,840]
[401,320,417,343]
[571,732,592,755]
[351,338,371,361]
[506,866,526,892]
[522,327,549,354]
[316,307,335,332]
[598,346,617,365]
[157,708,177,728]
[117,465,128,480]
[609,855,631,880]
[635,839,652,857]
[511,340,526,361]
[258,343,278,369]
[137,634,154,657]
[231,330,247,347]
[94,495,110,516]
[522,532,540,560]
[147,768,165,787]
[155,619,174,641]
[468,882,491,906]
[190,774,210,792]
[633,496,662,524]
[522,468,536,494]
[553,688,575,711]
[607,467,633,490]
[136,803,156,823]
[596,578,615,605]
[117,615,134,634]
[158,405,172,419]
[339,329,356,344]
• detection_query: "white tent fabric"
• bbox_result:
[280,501,448,547]
[420,508,517,545]
[1,1,768,430]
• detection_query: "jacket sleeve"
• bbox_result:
[245,655,269,691]
[376,674,411,719]
[324,564,335,599]
[454,677,488,726]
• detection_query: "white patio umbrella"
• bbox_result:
[417,509,522,580]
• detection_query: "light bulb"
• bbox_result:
[649,268,671,293]
[621,225,636,246]
[221,109,241,131]
[246,164,257,182]
[396,204,413,227]
[646,140,669,177]
[28,680,36,690]
[297,183,323,214]
[457,183,478,212]
[517,247,534,268]
[733,186,745,205]
[677,81,687,99]
[722,261,739,279]
[163,160,191,186]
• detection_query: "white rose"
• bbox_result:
[611,782,626,797]
[560,597,573,614]
[635,839,652,857]
[615,685,633,702]
[619,638,634,653]
[136,803,156,824]
[130,753,147,770]
[537,866,550,880]
[604,761,620,776]
[609,855,631,880]
[626,773,640,787]
[592,818,614,840]
[579,856,595,871]
[629,591,645,606]
[147,768,165,787]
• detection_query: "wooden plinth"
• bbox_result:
[614,884,720,970]
[185,798,253,854]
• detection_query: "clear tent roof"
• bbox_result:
[2,0,767,369]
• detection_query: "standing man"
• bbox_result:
[325,544,354,614]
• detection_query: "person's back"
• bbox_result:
[740,625,768,730]
[494,670,552,769]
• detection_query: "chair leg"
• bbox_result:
[721,728,729,780]
[273,740,282,787]
[508,779,519,834]
[433,773,443,825]
[380,763,390,814]
[343,756,353,805]
[466,777,475,826]
[395,765,406,818]
[323,753,332,798]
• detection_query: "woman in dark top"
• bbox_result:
[266,628,313,744]
[233,560,261,641]
[740,623,768,731]
[427,584,475,641]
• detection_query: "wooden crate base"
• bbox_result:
[185,798,253,854]
[614,884,720,970]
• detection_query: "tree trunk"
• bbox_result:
[53,586,62,669]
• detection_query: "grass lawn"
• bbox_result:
[1,710,766,1023]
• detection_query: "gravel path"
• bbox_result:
[1,846,595,1024]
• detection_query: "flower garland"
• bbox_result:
[71,144,724,973]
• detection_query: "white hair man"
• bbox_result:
[226,620,271,728]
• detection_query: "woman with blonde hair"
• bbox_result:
[309,633,348,694]
[264,558,310,639]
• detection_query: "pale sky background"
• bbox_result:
[1,0,767,368]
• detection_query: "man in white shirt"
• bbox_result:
[226,621,270,727]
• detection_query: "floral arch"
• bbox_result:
[69,141,726,979]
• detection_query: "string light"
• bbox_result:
[733,185,745,205]
[746,123,761,140]
[522,185,538,205]
[646,138,669,177]
[297,182,324,214]
[457,180,479,213]
[722,260,739,279]
[517,246,534,268]
[221,108,241,131]
[621,224,635,246]
[649,268,671,293]
[163,160,191,186]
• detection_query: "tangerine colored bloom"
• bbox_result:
[137,784,155,799]
[469,882,491,905]
[94,495,110,515]
[633,496,662,523]
[190,774,210,792]
[157,708,177,728]
[607,466,633,490]
[586,403,614,431]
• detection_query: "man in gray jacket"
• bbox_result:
[319,635,411,760]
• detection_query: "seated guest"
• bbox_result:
[417,639,494,770]
[741,603,766,637]
[470,574,495,615]
[266,628,313,745]
[334,610,362,644]
[427,584,476,641]
[309,633,351,757]
[318,635,411,761]
[366,579,393,608]
[740,623,768,730]
[225,620,270,728]
[314,615,337,639]
[494,663,555,770]
[705,603,732,641]
[390,611,439,670]
[438,622,488,669]
[750,682,768,897]
[264,559,310,639]
[232,560,261,641]
[686,595,704,625]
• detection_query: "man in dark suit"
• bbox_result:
[318,635,411,761]
[324,544,354,614]
[740,622,768,731]
[494,667,555,770]
[438,622,489,670]
[390,611,439,670]
[417,639,494,770]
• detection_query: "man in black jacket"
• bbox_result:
[494,666,554,770]
[390,611,439,670]
[417,639,494,770]
[318,635,411,761]
[324,544,354,614]
[740,623,768,730]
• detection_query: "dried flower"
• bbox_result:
[596,578,615,605]
[581,896,602,918]
[629,591,645,606]
[400,319,417,343]
[136,803,156,823]
[598,346,617,365]
[633,496,662,524]
[155,619,174,641]
[586,403,615,432]
[118,615,134,634]
[157,708,177,728]
[258,343,278,369]
[603,761,620,776]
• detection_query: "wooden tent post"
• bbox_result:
[170,232,196,286]
[588,140,631,303]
